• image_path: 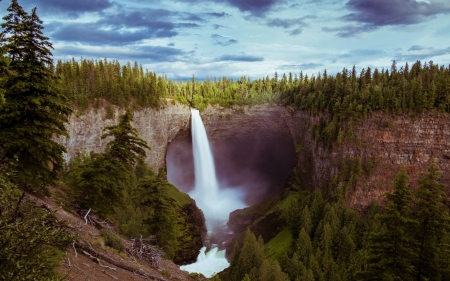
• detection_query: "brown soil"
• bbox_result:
[30,190,196,281]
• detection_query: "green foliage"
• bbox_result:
[65,110,150,217]
[227,163,450,281]
[0,0,72,193]
[0,176,73,281]
[361,169,417,281]
[102,108,150,169]
[100,229,125,252]
[412,162,450,281]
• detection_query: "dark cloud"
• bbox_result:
[206,12,231,18]
[322,24,377,37]
[324,0,450,37]
[211,34,238,46]
[54,45,187,63]
[344,0,450,27]
[50,22,177,45]
[223,0,280,16]
[19,0,113,17]
[168,43,175,46]
[47,8,203,46]
[395,46,450,61]
[215,54,264,62]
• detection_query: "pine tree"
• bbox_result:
[0,1,72,193]
[102,108,150,169]
[412,162,450,281]
[362,168,417,281]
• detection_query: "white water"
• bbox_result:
[180,109,246,278]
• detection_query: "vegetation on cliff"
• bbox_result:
[222,162,450,281]
[64,110,205,263]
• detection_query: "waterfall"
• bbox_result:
[180,108,246,278]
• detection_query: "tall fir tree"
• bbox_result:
[412,161,450,281]
[361,168,417,281]
[0,0,72,193]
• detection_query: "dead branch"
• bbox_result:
[77,240,168,281]
[126,235,162,269]
[72,242,78,257]
[102,270,119,280]
[83,208,91,225]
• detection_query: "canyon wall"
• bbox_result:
[59,102,450,210]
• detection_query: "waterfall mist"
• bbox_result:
[170,108,295,277]
[188,109,246,231]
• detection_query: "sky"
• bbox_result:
[1,0,449,80]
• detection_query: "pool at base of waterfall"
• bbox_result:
[180,247,229,278]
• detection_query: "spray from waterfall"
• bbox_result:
[180,108,246,277]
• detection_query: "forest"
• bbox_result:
[1,0,450,280]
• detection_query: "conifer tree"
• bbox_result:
[362,168,417,281]
[0,0,72,193]
[412,162,450,281]
[102,108,150,169]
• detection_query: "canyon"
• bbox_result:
[58,101,450,211]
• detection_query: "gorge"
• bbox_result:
[58,102,450,212]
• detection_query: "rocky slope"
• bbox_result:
[59,102,450,211]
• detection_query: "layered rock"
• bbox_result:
[58,102,450,210]
[57,101,191,171]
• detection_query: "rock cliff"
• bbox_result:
[57,101,191,171]
[58,102,450,210]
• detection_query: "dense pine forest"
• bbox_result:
[2,0,450,280]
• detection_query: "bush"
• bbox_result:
[101,229,125,252]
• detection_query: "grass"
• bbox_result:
[166,184,191,205]
[265,228,293,260]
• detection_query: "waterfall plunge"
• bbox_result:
[180,109,246,277]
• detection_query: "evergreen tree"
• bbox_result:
[362,168,417,281]
[102,108,150,169]
[0,0,71,193]
[412,162,450,281]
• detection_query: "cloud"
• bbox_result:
[215,54,264,62]
[211,34,238,46]
[395,46,450,61]
[408,45,424,51]
[279,63,323,70]
[47,8,203,45]
[324,0,450,37]
[206,12,231,18]
[223,0,281,16]
[20,0,113,17]
[289,28,303,35]
[54,44,188,63]
[213,24,227,29]
[344,0,450,27]
[266,16,313,36]
[322,24,377,37]
[50,22,177,45]
[338,49,385,59]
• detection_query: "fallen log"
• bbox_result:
[77,240,169,281]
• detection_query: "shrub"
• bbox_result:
[101,229,125,252]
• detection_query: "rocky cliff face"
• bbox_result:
[57,101,191,172]
[59,102,450,210]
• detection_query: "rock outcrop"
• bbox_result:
[57,101,191,172]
